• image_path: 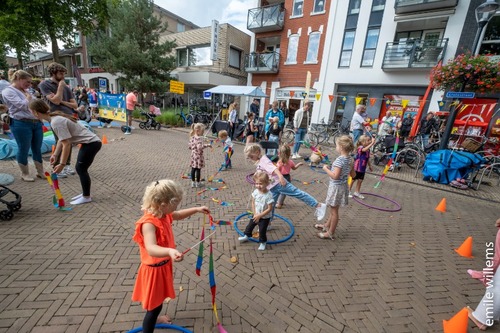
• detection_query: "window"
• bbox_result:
[177,22,185,32]
[372,0,385,11]
[339,31,355,67]
[74,33,81,47]
[285,34,299,64]
[75,53,83,68]
[312,0,325,13]
[348,0,361,14]
[305,32,321,63]
[478,15,500,55]
[88,55,99,68]
[361,28,380,67]
[229,47,241,69]
[177,46,213,67]
[292,0,303,17]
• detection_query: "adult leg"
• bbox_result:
[74,141,102,198]
[31,122,45,178]
[10,120,35,181]
[142,304,163,333]
[471,268,500,327]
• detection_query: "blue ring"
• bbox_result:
[233,212,294,244]
[127,323,192,333]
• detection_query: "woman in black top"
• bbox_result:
[245,112,258,144]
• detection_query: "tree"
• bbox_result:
[88,0,177,94]
[0,45,9,75]
[0,0,110,64]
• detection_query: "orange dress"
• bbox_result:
[131,212,176,311]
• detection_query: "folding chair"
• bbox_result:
[259,141,279,162]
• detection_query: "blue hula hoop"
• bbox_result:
[234,212,294,244]
[127,323,192,333]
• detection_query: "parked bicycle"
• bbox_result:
[177,109,194,127]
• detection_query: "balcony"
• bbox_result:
[382,38,448,71]
[244,51,280,74]
[395,0,459,15]
[247,3,285,33]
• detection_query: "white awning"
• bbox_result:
[204,85,268,97]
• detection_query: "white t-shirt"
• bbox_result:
[51,116,101,145]
[252,189,274,219]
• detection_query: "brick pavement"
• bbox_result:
[0,125,499,333]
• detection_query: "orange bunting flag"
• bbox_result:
[328,95,334,103]
[369,98,376,107]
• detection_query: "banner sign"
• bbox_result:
[210,20,219,61]
[170,80,185,94]
[97,93,126,122]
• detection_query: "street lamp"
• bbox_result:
[440,0,499,150]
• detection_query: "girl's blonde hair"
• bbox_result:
[190,123,204,137]
[141,179,184,218]
[278,144,291,164]
[252,171,270,186]
[336,135,355,154]
[244,143,262,159]
[9,70,31,82]
[29,99,77,123]
[357,134,369,148]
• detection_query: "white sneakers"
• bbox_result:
[292,153,301,159]
[351,192,365,199]
[238,235,249,242]
[70,196,92,205]
[315,203,327,221]
[258,243,266,251]
[64,165,76,175]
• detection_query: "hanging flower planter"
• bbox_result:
[429,53,500,94]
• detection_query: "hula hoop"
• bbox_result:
[352,192,401,212]
[127,323,192,333]
[234,212,294,244]
[245,173,255,185]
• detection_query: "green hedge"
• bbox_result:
[132,108,184,126]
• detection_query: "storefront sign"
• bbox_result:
[89,68,105,73]
[170,80,185,94]
[445,92,475,99]
[276,89,317,99]
[210,20,219,61]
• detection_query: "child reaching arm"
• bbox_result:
[132,179,210,331]
[349,135,376,199]
[276,144,303,208]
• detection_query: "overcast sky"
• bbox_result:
[154,0,256,33]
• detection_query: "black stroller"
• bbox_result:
[373,134,406,168]
[138,105,161,130]
[0,185,22,221]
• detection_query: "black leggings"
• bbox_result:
[191,167,201,182]
[76,141,102,196]
[142,304,162,333]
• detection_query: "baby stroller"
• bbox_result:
[138,105,162,130]
[0,185,22,221]
[373,134,406,169]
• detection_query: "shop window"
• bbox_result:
[285,34,299,64]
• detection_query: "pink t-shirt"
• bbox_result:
[277,159,295,176]
[126,92,137,110]
[256,155,279,189]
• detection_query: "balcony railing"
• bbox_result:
[382,38,448,70]
[395,0,459,14]
[247,3,285,33]
[244,52,280,74]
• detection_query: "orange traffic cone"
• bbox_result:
[443,307,468,333]
[435,198,446,212]
[455,237,473,258]
[51,145,55,154]
[102,135,108,144]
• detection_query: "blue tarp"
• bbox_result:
[0,134,56,160]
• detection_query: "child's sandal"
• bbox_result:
[314,224,325,231]
[318,231,335,240]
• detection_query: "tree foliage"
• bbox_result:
[0,45,9,75]
[88,0,177,93]
[0,0,110,64]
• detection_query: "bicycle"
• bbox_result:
[282,127,319,148]
[177,109,194,127]
[403,131,441,169]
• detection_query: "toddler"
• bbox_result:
[188,123,211,187]
[238,171,274,250]
[276,144,303,208]
[349,134,375,199]
[244,143,326,221]
[316,135,355,240]
[218,130,233,170]
[131,179,209,332]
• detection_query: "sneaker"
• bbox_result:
[105,123,112,128]
[315,203,327,221]
[130,126,136,130]
[348,192,353,198]
[64,165,76,175]
[98,125,104,129]
[124,131,131,135]
[191,181,196,188]
[70,196,92,205]
[292,153,299,159]
[258,243,266,251]
[357,193,365,199]
[56,171,68,178]
[238,235,249,242]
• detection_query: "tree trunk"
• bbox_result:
[16,50,23,69]
[51,35,59,63]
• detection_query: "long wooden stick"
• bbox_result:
[181,230,217,256]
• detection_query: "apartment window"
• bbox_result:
[177,48,188,67]
[361,28,380,67]
[292,0,304,17]
[88,55,99,68]
[349,0,361,14]
[312,0,325,13]
[75,53,83,68]
[74,33,81,47]
[372,0,385,11]
[285,34,299,64]
[229,47,241,69]
[478,15,500,55]
[177,22,185,32]
[177,46,213,67]
[305,32,321,63]
[339,31,355,67]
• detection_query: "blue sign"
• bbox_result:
[203,91,212,100]
[445,92,475,99]
[99,78,107,88]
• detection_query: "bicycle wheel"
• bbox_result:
[403,144,425,169]
[306,132,320,148]
[282,129,295,146]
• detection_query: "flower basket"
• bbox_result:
[429,54,500,94]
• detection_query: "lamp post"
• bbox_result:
[439,0,499,150]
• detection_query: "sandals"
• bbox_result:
[157,315,172,324]
[314,224,326,231]
[467,306,487,331]
[318,231,335,240]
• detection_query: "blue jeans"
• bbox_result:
[293,128,307,154]
[270,181,318,217]
[352,129,363,145]
[10,119,43,165]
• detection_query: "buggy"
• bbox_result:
[0,185,22,221]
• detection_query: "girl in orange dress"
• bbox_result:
[132,179,209,332]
